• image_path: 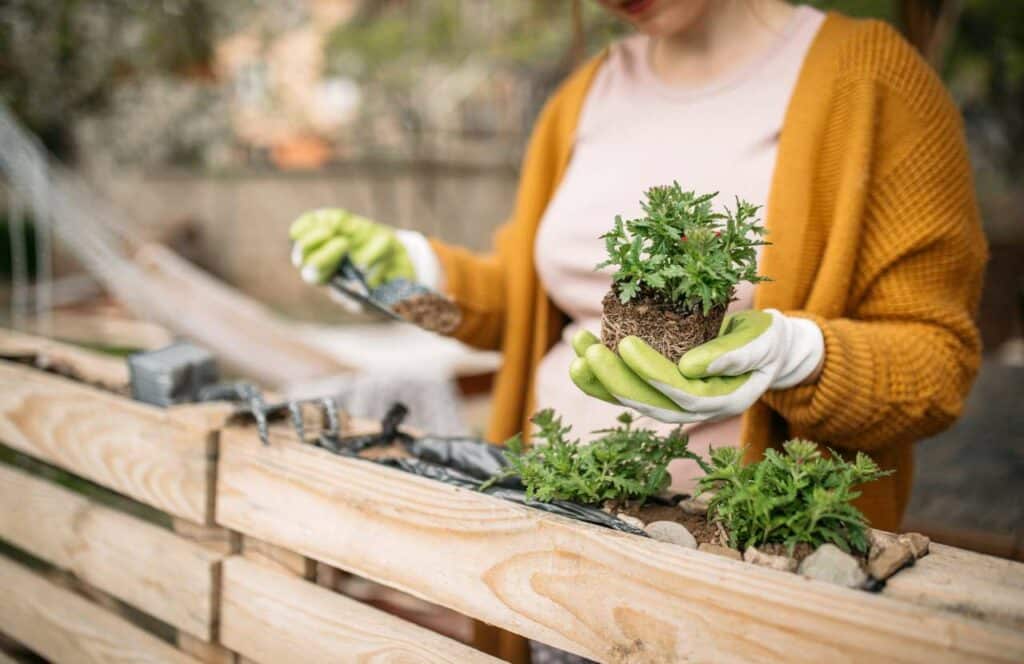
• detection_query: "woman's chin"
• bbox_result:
[615,0,713,38]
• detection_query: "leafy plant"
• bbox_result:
[597,182,767,315]
[698,441,891,554]
[484,409,703,504]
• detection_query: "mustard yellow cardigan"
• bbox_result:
[430,13,985,531]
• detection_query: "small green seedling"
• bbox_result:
[698,441,891,554]
[598,182,767,315]
[485,409,704,505]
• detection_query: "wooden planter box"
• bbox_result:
[1,329,1023,663]
[215,424,1024,663]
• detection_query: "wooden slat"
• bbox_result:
[0,360,216,522]
[25,312,175,351]
[0,463,223,639]
[171,518,238,663]
[221,556,498,663]
[241,537,315,580]
[0,327,128,391]
[216,427,1024,663]
[0,556,199,664]
[176,633,237,664]
[885,542,1024,630]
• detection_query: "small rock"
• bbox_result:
[868,531,897,560]
[744,546,798,572]
[678,498,709,516]
[798,544,867,588]
[693,490,715,505]
[698,543,742,561]
[897,532,930,559]
[644,521,697,549]
[868,542,914,580]
[616,513,645,530]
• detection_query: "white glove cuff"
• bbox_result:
[395,230,444,291]
[771,313,825,390]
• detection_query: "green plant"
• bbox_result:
[597,182,767,315]
[484,409,702,504]
[698,441,891,554]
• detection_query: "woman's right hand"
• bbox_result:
[289,208,415,286]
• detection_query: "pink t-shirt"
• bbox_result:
[533,6,824,493]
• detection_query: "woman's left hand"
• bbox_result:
[569,310,825,423]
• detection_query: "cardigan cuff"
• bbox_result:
[761,312,880,447]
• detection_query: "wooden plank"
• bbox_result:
[177,633,237,664]
[221,556,499,664]
[0,556,199,664]
[26,311,175,351]
[0,463,222,639]
[216,427,1024,664]
[173,517,240,556]
[171,518,238,663]
[0,360,216,522]
[240,537,316,580]
[884,542,1024,630]
[0,327,128,391]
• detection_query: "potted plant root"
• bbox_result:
[598,182,767,360]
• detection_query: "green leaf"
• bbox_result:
[596,182,768,312]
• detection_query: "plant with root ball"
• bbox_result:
[598,182,768,360]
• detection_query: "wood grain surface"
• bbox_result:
[220,556,499,663]
[0,327,128,390]
[0,556,200,664]
[0,360,216,522]
[0,463,223,639]
[215,426,1024,663]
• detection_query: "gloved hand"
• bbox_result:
[569,309,824,423]
[290,208,424,287]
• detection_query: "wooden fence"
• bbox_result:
[1,328,1023,663]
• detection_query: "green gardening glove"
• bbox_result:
[289,208,415,286]
[569,310,825,423]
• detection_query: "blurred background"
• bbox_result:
[0,0,1020,559]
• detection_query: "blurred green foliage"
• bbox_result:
[943,0,1024,177]
[0,0,237,158]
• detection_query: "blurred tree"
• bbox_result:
[0,0,241,160]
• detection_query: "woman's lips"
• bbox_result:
[619,0,655,17]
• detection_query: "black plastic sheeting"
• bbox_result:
[327,403,649,537]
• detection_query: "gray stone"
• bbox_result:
[798,544,868,588]
[616,513,645,530]
[678,498,709,516]
[744,546,798,572]
[897,532,930,559]
[644,521,697,549]
[698,543,743,561]
[693,490,716,505]
[868,542,914,580]
[869,531,897,561]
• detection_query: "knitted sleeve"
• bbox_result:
[763,82,987,452]
[430,232,507,351]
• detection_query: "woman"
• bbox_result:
[291,0,984,656]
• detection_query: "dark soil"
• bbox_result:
[601,290,726,361]
[617,501,825,565]
[629,502,723,545]
[391,293,462,335]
